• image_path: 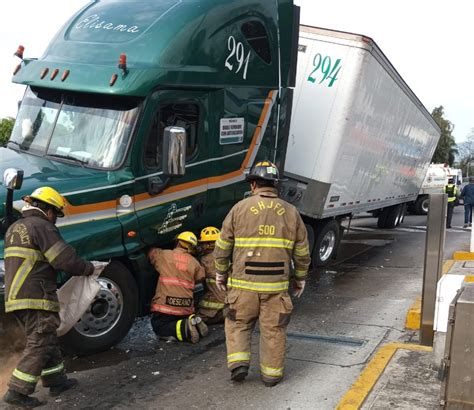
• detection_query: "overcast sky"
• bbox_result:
[0,0,472,142]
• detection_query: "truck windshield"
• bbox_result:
[8,87,139,169]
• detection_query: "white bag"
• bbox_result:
[56,262,109,337]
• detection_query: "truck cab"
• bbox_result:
[0,0,299,354]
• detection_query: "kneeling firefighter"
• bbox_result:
[214,161,311,387]
[3,187,97,408]
[148,231,208,343]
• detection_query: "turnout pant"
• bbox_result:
[446,202,455,227]
[8,310,66,396]
[151,313,190,342]
[225,289,293,384]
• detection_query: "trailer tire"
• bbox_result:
[60,261,138,356]
[377,204,404,229]
[414,196,429,215]
[313,220,340,267]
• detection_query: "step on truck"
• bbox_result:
[280,25,441,266]
[0,0,300,355]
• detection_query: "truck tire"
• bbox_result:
[60,261,138,355]
[312,220,340,267]
[415,196,429,215]
[377,204,404,229]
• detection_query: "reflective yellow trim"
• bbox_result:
[227,352,251,364]
[206,278,216,285]
[199,299,225,310]
[216,237,234,250]
[235,237,294,249]
[294,269,307,279]
[294,245,310,257]
[5,298,60,313]
[215,260,230,271]
[41,362,64,376]
[5,247,45,301]
[12,368,39,384]
[176,320,184,342]
[260,364,283,378]
[44,241,67,264]
[228,278,289,292]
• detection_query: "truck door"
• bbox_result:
[132,90,210,246]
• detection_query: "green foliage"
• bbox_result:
[431,106,457,166]
[0,117,15,147]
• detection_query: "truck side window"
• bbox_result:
[144,103,199,168]
[241,21,272,64]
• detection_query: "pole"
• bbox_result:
[420,193,447,346]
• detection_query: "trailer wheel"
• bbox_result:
[377,204,404,229]
[60,261,138,355]
[313,220,340,267]
[414,196,429,215]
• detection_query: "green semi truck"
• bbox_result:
[0,0,300,354]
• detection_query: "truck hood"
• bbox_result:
[0,147,124,255]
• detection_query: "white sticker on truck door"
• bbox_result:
[220,118,245,145]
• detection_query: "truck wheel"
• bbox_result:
[313,220,340,267]
[414,196,429,215]
[60,261,138,355]
[377,204,403,229]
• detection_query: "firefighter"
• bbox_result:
[445,177,458,228]
[148,231,208,343]
[197,227,227,324]
[214,161,311,387]
[3,187,96,408]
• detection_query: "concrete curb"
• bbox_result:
[404,260,455,331]
[335,343,432,410]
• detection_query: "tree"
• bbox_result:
[456,128,474,176]
[0,117,15,147]
[431,106,457,166]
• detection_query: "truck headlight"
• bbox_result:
[0,260,5,293]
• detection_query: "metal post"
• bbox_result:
[420,193,447,346]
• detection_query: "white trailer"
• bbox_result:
[281,25,441,266]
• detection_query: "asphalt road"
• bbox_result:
[0,207,470,409]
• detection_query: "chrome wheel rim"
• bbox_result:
[319,230,336,262]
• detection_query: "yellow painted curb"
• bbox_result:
[464,275,474,283]
[405,297,421,330]
[442,259,455,274]
[453,251,474,261]
[336,343,432,410]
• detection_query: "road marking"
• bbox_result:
[348,226,468,234]
[335,343,432,410]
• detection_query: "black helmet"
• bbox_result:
[246,161,280,183]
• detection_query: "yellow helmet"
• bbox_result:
[199,226,220,242]
[176,231,198,247]
[23,186,66,217]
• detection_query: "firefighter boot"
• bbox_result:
[3,389,44,408]
[194,315,209,337]
[49,378,78,397]
[231,366,249,382]
[186,317,200,344]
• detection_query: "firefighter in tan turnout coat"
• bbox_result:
[3,187,95,408]
[214,161,311,387]
[197,226,227,324]
[148,231,208,343]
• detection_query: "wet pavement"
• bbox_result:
[0,208,470,408]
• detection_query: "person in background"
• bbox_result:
[3,187,97,408]
[445,177,458,228]
[460,177,474,228]
[148,231,208,343]
[197,227,227,324]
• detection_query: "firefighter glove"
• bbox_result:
[215,272,228,292]
[292,280,305,298]
[91,261,109,278]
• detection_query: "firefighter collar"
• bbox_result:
[253,187,278,198]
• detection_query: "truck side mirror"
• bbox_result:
[1,168,24,235]
[162,126,186,177]
[3,168,24,190]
